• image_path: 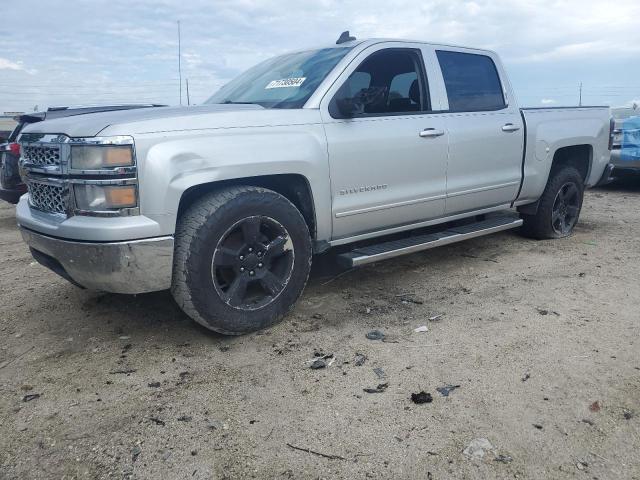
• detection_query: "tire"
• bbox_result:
[171,186,312,335]
[521,166,584,240]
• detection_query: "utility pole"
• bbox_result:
[186,78,190,106]
[178,20,182,106]
[578,82,582,107]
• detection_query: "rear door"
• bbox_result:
[434,49,524,214]
[320,44,449,240]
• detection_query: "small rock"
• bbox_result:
[22,394,40,402]
[533,424,543,430]
[414,325,429,333]
[207,419,227,430]
[191,450,197,456]
[354,353,367,366]
[366,330,385,341]
[310,359,326,369]
[373,367,385,379]
[219,345,230,352]
[494,454,513,464]
[131,446,142,462]
[463,438,493,460]
[411,391,433,404]
[589,401,601,412]
[149,417,165,426]
[522,372,531,382]
[623,411,633,420]
[177,415,192,422]
[148,382,161,388]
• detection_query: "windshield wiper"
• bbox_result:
[220,100,259,105]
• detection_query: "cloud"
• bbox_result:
[0,57,25,70]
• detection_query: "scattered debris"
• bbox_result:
[22,393,40,402]
[522,372,531,382]
[414,325,429,333]
[576,461,588,470]
[131,446,142,462]
[177,415,192,422]
[589,401,601,412]
[494,454,513,464]
[148,382,161,388]
[310,359,326,370]
[363,383,388,394]
[428,314,444,322]
[402,296,424,305]
[373,367,385,379]
[411,391,433,404]
[286,443,346,461]
[366,330,385,341]
[207,419,227,430]
[463,438,493,460]
[536,308,560,316]
[623,411,634,420]
[582,419,595,426]
[354,353,367,366]
[148,417,165,426]
[436,384,461,397]
[109,369,137,375]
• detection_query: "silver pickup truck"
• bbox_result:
[17,35,613,334]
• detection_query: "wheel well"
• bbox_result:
[177,174,317,238]
[551,145,592,182]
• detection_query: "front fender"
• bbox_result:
[133,124,332,241]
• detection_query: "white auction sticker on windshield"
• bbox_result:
[265,77,306,89]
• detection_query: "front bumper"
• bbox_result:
[20,227,174,294]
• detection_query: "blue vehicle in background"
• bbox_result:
[611,115,640,178]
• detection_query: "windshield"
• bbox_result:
[206,47,352,109]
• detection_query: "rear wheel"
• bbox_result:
[172,186,312,335]
[521,166,584,239]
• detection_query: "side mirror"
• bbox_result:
[332,86,388,119]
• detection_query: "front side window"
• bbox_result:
[436,50,506,112]
[206,47,352,109]
[331,49,429,117]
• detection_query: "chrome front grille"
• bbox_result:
[22,145,61,168]
[27,181,67,214]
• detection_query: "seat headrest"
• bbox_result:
[409,80,420,105]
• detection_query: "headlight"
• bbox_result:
[71,145,134,170]
[74,184,137,211]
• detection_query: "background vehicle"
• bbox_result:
[610,116,640,178]
[16,35,613,335]
[0,105,165,203]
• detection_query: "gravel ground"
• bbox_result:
[1,184,639,480]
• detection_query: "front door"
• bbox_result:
[321,46,449,240]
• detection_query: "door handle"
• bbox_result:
[502,123,521,132]
[419,128,445,138]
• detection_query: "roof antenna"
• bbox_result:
[336,31,356,44]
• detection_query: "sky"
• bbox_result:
[0,0,639,113]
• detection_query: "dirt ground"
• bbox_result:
[0,184,639,480]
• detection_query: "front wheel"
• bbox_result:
[172,186,312,335]
[521,166,584,239]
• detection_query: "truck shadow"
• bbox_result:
[47,229,523,341]
[598,177,640,193]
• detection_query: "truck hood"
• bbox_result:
[21,104,321,138]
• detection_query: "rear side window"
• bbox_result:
[436,50,505,112]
